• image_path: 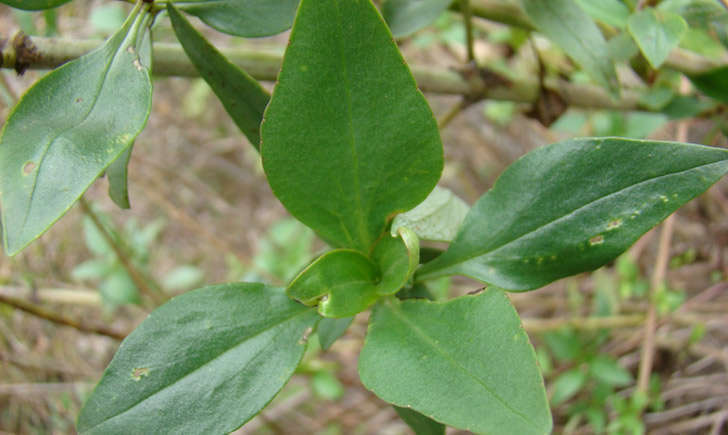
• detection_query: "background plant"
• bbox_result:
[1,0,728,433]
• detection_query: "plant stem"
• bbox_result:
[437,98,472,129]
[78,197,167,306]
[460,0,475,63]
[0,35,721,110]
[521,314,645,332]
[0,293,126,340]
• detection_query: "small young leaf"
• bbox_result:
[417,138,728,290]
[0,5,153,255]
[381,0,453,37]
[174,0,299,37]
[167,3,270,149]
[550,369,586,405]
[317,316,353,350]
[287,249,380,318]
[688,66,728,104]
[107,146,133,209]
[0,0,71,11]
[359,290,551,434]
[573,0,630,29]
[589,355,633,387]
[522,0,619,96]
[627,8,687,69]
[261,0,443,253]
[390,186,469,242]
[77,283,318,434]
[372,227,419,295]
[393,406,446,435]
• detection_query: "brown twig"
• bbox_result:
[78,197,166,306]
[438,97,472,129]
[0,293,126,340]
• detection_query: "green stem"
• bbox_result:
[78,198,167,306]
[460,0,475,63]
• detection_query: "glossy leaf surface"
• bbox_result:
[78,283,318,434]
[262,0,443,252]
[522,0,619,95]
[394,406,446,435]
[381,0,453,37]
[359,290,551,434]
[688,66,728,104]
[287,249,380,318]
[317,316,353,350]
[417,138,728,290]
[628,8,687,69]
[390,186,469,242]
[174,0,299,37]
[0,6,153,255]
[372,227,419,295]
[167,4,270,149]
[0,0,71,11]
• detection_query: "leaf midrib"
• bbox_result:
[21,20,137,234]
[81,307,313,432]
[434,159,728,272]
[384,301,538,429]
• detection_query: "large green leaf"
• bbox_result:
[167,3,270,149]
[174,0,299,37]
[522,0,619,96]
[77,283,318,434]
[0,5,153,255]
[381,0,453,37]
[688,66,728,104]
[0,0,71,11]
[417,138,728,290]
[359,290,551,434]
[627,8,687,69]
[261,0,443,253]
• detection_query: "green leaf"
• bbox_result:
[261,0,443,253]
[0,5,153,256]
[317,316,353,350]
[688,66,728,104]
[0,0,71,11]
[589,355,633,387]
[381,0,453,37]
[627,8,687,69]
[550,369,586,405]
[174,0,300,37]
[417,138,728,290]
[573,0,630,29]
[107,146,133,209]
[359,290,551,434]
[287,249,380,318]
[394,406,446,435]
[373,227,419,295]
[522,0,619,96]
[167,3,270,149]
[77,283,318,434]
[99,268,140,307]
[390,186,469,242]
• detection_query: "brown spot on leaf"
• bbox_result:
[589,235,604,246]
[23,162,36,175]
[12,32,40,76]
